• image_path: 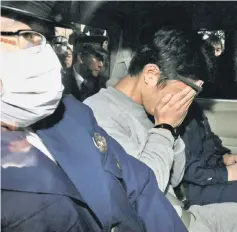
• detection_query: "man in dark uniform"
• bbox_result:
[64,35,109,101]
[63,42,108,101]
[1,1,187,232]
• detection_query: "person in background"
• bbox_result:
[198,37,222,98]
[1,2,187,231]
[60,46,74,95]
[102,38,109,51]
[51,36,73,69]
[63,46,73,69]
[84,28,237,232]
[51,35,68,57]
[63,39,108,101]
[206,34,224,57]
[199,34,237,99]
[70,34,110,81]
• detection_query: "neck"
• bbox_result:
[115,75,143,105]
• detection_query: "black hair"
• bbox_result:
[128,28,208,82]
[1,9,55,41]
[200,40,218,83]
[206,35,223,49]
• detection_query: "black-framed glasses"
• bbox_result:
[0,30,46,52]
[177,75,203,97]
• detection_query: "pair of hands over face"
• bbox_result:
[154,80,203,128]
[152,80,237,182]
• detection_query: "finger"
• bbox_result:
[169,88,196,109]
[156,94,172,110]
[181,96,195,111]
[170,87,194,106]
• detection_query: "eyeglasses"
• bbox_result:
[0,30,47,53]
[177,75,203,97]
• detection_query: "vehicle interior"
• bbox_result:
[2,2,237,229]
[55,1,237,153]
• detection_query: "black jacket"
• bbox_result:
[178,101,234,205]
[62,68,106,102]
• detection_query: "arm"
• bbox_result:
[170,137,186,188]
[103,121,176,192]
[84,96,175,192]
[85,87,195,192]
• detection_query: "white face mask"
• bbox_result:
[1,44,64,128]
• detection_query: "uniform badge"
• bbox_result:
[92,132,107,153]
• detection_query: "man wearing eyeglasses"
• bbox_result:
[1,2,190,232]
[84,29,237,231]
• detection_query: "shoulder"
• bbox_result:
[84,90,131,136]
[84,89,111,108]
[63,95,94,118]
[84,89,120,119]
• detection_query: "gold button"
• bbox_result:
[92,132,107,153]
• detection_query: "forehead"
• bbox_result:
[213,44,222,49]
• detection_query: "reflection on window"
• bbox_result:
[198,30,225,57]
[197,30,237,99]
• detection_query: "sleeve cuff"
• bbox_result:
[148,128,175,147]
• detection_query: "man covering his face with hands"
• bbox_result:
[84,29,237,232]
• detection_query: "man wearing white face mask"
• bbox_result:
[1,2,189,232]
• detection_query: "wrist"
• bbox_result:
[154,123,179,140]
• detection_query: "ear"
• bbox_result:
[142,64,161,87]
[77,54,83,64]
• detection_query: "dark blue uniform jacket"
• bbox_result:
[2,96,187,232]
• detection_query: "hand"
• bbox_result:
[223,154,237,166]
[154,86,196,128]
[227,163,237,181]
